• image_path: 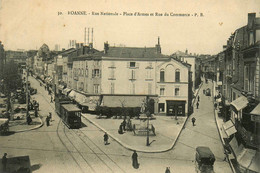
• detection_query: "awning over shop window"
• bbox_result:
[62,88,72,95]
[102,95,146,107]
[230,96,248,111]
[74,92,87,104]
[237,148,258,173]
[80,96,100,111]
[250,103,260,116]
[222,120,237,137]
[58,85,65,90]
[229,137,245,158]
[68,90,77,99]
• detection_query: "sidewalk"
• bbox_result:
[212,81,236,173]
[82,82,203,153]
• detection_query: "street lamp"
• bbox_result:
[146,111,150,146]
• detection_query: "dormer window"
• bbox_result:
[130,62,136,67]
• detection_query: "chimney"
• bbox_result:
[156,36,161,54]
[248,13,256,29]
[104,42,109,54]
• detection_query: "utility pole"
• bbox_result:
[26,58,29,118]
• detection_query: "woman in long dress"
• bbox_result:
[132,150,139,169]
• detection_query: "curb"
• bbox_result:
[212,81,236,173]
[10,116,44,133]
[82,81,203,153]
[83,115,187,153]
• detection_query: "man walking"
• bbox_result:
[196,102,199,109]
[2,153,7,172]
[132,150,139,169]
[197,95,200,102]
[46,116,50,126]
[50,95,53,103]
[165,167,171,173]
[192,117,196,126]
[104,132,109,145]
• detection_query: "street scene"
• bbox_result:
[0,1,260,173]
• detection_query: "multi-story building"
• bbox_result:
[100,40,192,116]
[220,13,260,173]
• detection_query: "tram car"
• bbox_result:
[55,95,82,129]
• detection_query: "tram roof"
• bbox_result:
[62,104,81,112]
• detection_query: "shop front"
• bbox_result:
[166,100,186,116]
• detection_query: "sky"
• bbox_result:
[0,0,259,55]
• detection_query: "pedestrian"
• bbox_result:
[165,167,171,173]
[49,112,52,121]
[196,102,199,109]
[104,132,109,145]
[50,95,53,103]
[46,116,50,126]
[214,103,218,110]
[203,89,205,95]
[197,95,200,102]
[132,150,139,169]
[118,123,123,134]
[34,108,38,117]
[192,117,196,126]
[45,85,47,90]
[27,115,32,125]
[122,119,126,131]
[214,95,217,101]
[2,153,7,172]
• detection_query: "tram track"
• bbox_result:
[31,77,125,172]
[71,128,126,173]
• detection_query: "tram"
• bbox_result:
[55,95,82,129]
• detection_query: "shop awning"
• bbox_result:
[102,95,146,107]
[229,137,245,158]
[74,92,87,104]
[248,151,260,173]
[80,96,100,111]
[237,149,258,172]
[250,103,260,116]
[68,90,77,99]
[62,88,72,95]
[222,120,237,137]
[230,96,248,111]
[58,85,65,90]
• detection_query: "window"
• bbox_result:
[160,69,165,82]
[160,88,165,95]
[129,70,136,80]
[244,65,249,91]
[175,69,180,82]
[146,69,152,79]
[85,69,88,77]
[109,68,115,79]
[110,82,115,94]
[175,88,180,96]
[94,60,100,66]
[159,103,165,112]
[92,69,101,78]
[130,62,136,67]
[94,84,99,94]
[148,83,152,94]
[249,31,254,45]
